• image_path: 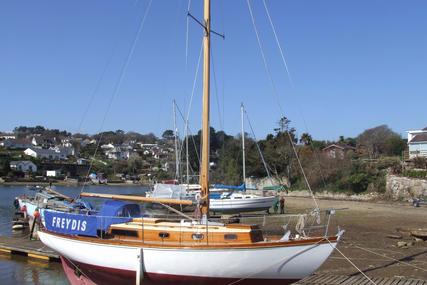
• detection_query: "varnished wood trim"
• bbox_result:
[41,229,338,250]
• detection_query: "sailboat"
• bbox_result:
[38,1,343,284]
[209,103,277,213]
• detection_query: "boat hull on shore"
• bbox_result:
[210,195,276,213]
[39,230,338,285]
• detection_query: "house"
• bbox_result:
[46,170,61,177]
[24,147,67,160]
[407,127,427,159]
[0,133,16,140]
[322,144,356,159]
[10,161,37,172]
[105,146,130,160]
[31,137,39,146]
[0,138,32,149]
[77,158,89,165]
[50,146,77,157]
[101,143,115,150]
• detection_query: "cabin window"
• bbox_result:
[192,233,204,240]
[224,234,237,240]
[158,232,170,238]
[111,229,138,237]
[234,197,242,199]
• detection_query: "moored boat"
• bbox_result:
[38,1,343,283]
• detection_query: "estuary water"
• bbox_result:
[0,184,148,285]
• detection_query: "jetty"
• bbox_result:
[295,274,427,285]
[0,235,59,261]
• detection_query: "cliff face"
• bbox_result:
[386,174,427,200]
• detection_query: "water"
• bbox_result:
[0,184,148,285]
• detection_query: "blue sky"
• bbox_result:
[1,0,426,140]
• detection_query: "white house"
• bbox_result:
[10,161,37,172]
[24,147,67,160]
[105,147,130,160]
[46,170,61,177]
[0,133,16,140]
[407,127,427,159]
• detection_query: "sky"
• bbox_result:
[0,0,426,141]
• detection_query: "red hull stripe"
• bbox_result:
[61,256,300,285]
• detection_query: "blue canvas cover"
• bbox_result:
[212,183,246,191]
[97,200,141,232]
[44,210,98,237]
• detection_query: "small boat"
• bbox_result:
[17,186,91,223]
[411,229,427,240]
[210,191,277,214]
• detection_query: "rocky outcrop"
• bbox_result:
[386,174,427,200]
[245,176,289,190]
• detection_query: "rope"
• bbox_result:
[226,238,326,285]
[325,238,377,285]
[77,0,153,197]
[352,243,427,273]
[246,0,319,210]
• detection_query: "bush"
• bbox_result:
[404,170,427,179]
[412,157,427,169]
[346,173,370,193]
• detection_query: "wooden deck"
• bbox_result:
[295,274,427,285]
[0,235,59,261]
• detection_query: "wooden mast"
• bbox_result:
[200,0,211,217]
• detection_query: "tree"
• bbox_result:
[357,125,401,157]
[300,133,313,145]
[162,130,174,140]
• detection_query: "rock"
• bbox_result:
[397,241,413,248]
[387,234,403,239]
[414,237,424,242]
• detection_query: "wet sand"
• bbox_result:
[286,197,427,280]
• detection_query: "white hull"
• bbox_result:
[39,230,338,282]
[210,196,276,213]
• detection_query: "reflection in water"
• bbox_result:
[0,254,66,285]
[0,185,148,285]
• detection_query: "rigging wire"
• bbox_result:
[78,0,153,196]
[244,109,274,185]
[185,38,204,141]
[175,102,201,166]
[185,0,192,70]
[262,0,328,188]
[246,0,319,210]
[75,46,116,135]
[211,48,224,131]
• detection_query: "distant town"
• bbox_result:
[0,123,426,192]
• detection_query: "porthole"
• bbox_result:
[224,234,237,240]
[159,232,170,238]
[192,233,204,240]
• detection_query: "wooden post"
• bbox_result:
[136,248,143,285]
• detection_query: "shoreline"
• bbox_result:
[0,181,150,187]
